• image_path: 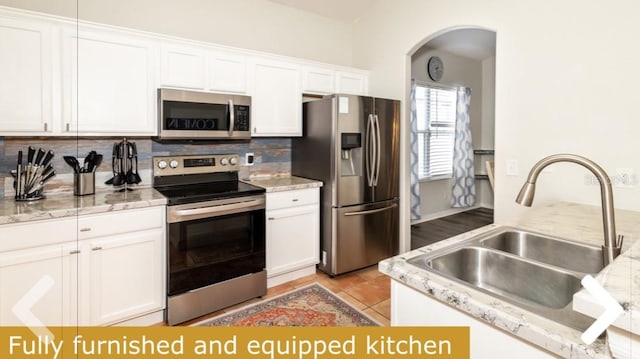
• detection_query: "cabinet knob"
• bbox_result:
[80,228,91,232]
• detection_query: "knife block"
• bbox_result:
[74,172,95,196]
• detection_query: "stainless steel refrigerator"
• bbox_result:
[292,94,400,276]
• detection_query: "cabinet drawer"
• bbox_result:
[0,217,77,252]
[266,188,318,210]
[77,206,164,240]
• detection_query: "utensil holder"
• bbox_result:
[74,172,95,196]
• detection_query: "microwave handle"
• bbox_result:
[228,99,235,135]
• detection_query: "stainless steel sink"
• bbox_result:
[406,227,601,331]
[480,230,604,274]
[414,247,581,309]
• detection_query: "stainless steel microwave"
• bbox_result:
[157,88,251,140]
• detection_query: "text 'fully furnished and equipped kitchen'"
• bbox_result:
[0,1,639,358]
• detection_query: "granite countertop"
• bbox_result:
[0,187,167,225]
[380,202,640,359]
[242,175,323,192]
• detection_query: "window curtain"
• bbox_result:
[409,79,422,220]
[451,87,476,208]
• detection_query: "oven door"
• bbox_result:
[166,195,265,297]
[158,88,251,140]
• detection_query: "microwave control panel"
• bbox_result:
[234,105,250,131]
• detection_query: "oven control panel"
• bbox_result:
[153,154,240,176]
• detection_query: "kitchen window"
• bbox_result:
[415,84,457,180]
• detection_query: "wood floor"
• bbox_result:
[411,207,494,249]
[181,265,391,326]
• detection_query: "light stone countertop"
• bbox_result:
[241,175,323,192]
[380,202,640,358]
[0,187,167,225]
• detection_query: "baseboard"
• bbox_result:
[412,205,481,224]
[267,265,317,288]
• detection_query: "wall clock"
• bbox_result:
[427,56,444,82]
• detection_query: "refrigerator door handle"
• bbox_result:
[373,114,381,186]
[344,203,398,216]
[365,114,374,187]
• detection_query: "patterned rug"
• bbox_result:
[195,283,379,326]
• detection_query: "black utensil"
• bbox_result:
[16,150,23,198]
[132,143,142,184]
[27,146,35,164]
[63,156,80,173]
[34,148,45,166]
[41,150,55,168]
[92,154,103,172]
[126,142,136,184]
[84,151,96,172]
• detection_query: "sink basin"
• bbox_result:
[480,230,604,274]
[406,227,600,331]
[413,246,581,309]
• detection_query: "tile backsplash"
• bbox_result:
[0,137,291,198]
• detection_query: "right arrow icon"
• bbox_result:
[580,274,624,344]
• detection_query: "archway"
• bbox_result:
[405,27,496,250]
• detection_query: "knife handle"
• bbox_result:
[41,150,54,168]
[34,148,45,165]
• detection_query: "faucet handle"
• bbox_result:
[617,234,624,248]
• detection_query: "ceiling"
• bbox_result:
[267,0,375,23]
[426,29,496,60]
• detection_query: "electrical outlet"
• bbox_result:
[506,160,518,176]
[245,152,254,166]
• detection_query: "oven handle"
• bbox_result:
[168,198,264,223]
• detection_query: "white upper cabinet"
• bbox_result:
[301,66,335,95]
[207,51,247,94]
[250,58,302,136]
[0,16,56,135]
[160,43,206,90]
[62,26,157,135]
[336,70,369,95]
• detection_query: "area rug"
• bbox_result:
[195,283,380,327]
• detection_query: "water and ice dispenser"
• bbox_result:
[341,133,362,176]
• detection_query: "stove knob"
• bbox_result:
[157,160,168,169]
[169,160,179,169]
[229,157,238,165]
[220,158,229,166]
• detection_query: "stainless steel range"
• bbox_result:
[153,154,266,325]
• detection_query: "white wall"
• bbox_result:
[411,46,490,219]
[0,0,354,66]
[480,56,496,207]
[352,0,640,251]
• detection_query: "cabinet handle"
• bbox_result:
[43,123,48,131]
[253,127,257,133]
[80,228,91,232]
[291,198,299,202]
[92,246,102,251]
[69,249,80,255]
[66,123,70,132]
[267,217,275,220]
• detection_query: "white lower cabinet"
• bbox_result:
[391,280,558,358]
[0,206,165,326]
[266,188,319,287]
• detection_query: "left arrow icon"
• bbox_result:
[12,275,55,341]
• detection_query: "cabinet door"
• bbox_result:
[301,66,335,95]
[250,59,302,136]
[0,17,55,134]
[266,204,319,277]
[63,27,156,135]
[160,43,206,90]
[0,243,78,326]
[208,51,247,94]
[336,70,368,95]
[88,229,163,326]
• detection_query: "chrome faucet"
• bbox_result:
[516,154,623,266]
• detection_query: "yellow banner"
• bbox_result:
[0,326,469,359]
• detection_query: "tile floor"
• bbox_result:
[181,265,391,326]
